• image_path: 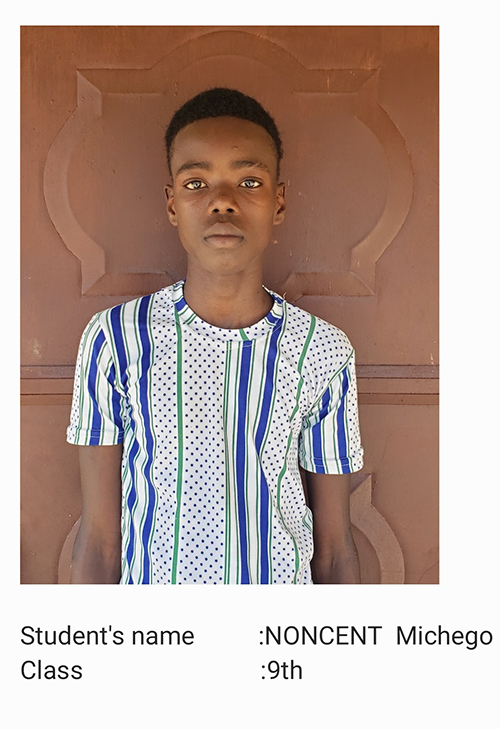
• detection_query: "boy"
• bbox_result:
[67,87,364,584]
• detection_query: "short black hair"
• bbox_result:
[165,87,283,177]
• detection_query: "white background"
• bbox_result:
[7,5,499,727]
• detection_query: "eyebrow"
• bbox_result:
[175,159,271,177]
[175,161,211,176]
[231,159,271,173]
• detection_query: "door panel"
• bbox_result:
[21,25,438,583]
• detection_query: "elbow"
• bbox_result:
[70,520,121,584]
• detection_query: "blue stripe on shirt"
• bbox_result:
[336,368,350,474]
[125,423,139,582]
[137,295,156,584]
[107,363,124,437]
[87,329,105,445]
[235,340,253,584]
[254,324,281,583]
[110,306,128,391]
[311,386,332,474]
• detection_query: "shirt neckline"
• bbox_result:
[171,279,284,342]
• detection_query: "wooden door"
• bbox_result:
[21,26,438,584]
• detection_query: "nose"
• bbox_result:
[208,185,239,214]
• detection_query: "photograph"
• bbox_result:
[21,25,438,585]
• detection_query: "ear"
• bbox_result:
[273,182,286,226]
[164,184,178,227]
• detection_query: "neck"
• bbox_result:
[183,264,273,329]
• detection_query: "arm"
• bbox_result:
[70,444,123,584]
[305,471,360,584]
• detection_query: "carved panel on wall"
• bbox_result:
[43,30,413,299]
[350,473,405,584]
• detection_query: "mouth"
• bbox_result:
[204,224,244,247]
[204,234,244,246]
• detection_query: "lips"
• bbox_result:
[204,222,243,240]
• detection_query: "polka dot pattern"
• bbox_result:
[67,281,364,584]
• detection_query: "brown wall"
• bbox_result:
[21,26,438,584]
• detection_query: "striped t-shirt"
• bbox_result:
[67,280,363,584]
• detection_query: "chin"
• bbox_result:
[196,253,263,277]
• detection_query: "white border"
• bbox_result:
[9,8,499,724]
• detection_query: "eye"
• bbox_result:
[240,179,262,188]
[184,180,207,190]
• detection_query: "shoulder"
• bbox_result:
[88,284,176,337]
[279,297,355,397]
[281,297,353,359]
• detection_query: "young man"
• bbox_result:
[67,88,364,585]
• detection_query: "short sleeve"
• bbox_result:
[299,351,363,474]
[66,314,126,446]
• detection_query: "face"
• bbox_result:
[165,116,286,277]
